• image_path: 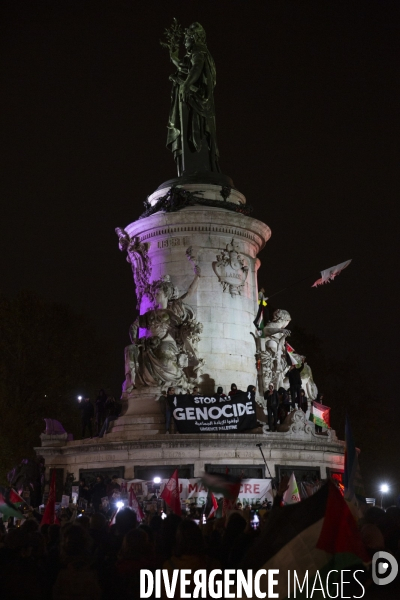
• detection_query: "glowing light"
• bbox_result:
[380,484,389,493]
[153,477,161,484]
[78,396,82,400]
[116,501,124,509]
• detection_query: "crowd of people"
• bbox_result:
[1,484,399,599]
[78,475,121,513]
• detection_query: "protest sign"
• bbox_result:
[171,392,257,433]
[126,478,273,506]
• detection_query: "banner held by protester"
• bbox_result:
[171,391,257,433]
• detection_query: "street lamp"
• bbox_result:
[153,477,161,484]
[380,483,389,508]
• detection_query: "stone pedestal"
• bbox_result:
[40,433,68,447]
[114,182,270,435]
[113,388,164,435]
[122,183,270,417]
[35,425,345,482]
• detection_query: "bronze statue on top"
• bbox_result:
[161,20,224,182]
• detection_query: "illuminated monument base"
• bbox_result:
[36,183,344,485]
[37,414,344,483]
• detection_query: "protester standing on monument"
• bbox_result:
[285,359,305,409]
[157,390,167,426]
[166,386,177,434]
[277,387,289,423]
[216,386,228,399]
[253,287,268,330]
[79,397,94,439]
[265,383,279,432]
[300,389,308,413]
[229,383,242,397]
[94,389,107,435]
[97,395,120,438]
[247,385,256,403]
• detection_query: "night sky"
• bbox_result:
[1,2,399,474]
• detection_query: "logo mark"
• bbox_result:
[372,551,398,586]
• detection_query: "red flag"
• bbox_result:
[109,509,118,527]
[129,485,145,521]
[41,470,58,525]
[207,493,218,520]
[316,482,370,562]
[160,469,181,516]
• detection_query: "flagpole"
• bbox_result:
[267,274,315,300]
[256,443,276,496]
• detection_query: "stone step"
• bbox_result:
[114,415,164,426]
[104,429,161,439]
[110,422,162,432]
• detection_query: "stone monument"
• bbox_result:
[36,21,344,486]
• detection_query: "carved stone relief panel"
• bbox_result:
[212,238,249,297]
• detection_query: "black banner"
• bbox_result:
[171,392,257,433]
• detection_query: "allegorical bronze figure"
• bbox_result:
[161,21,221,178]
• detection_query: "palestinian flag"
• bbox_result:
[282,472,301,505]
[285,343,299,366]
[310,401,331,429]
[241,482,370,599]
[0,488,24,520]
[10,489,25,507]
[312,260,352,287]
[201,472,241,500]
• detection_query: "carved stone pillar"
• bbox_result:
[112,183,271,435]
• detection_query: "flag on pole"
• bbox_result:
[41,470,59,525]
[205,492,219,519]
[160,469,182,516]
[312,260,352,287]
[9,489,25,507]
[129,485,145,521]
[285,343,299,365]
[310,401,331,429]
[240,482,370,599]
[282,472,301,505]
[0,488,24,520]
[344,416,366,516]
